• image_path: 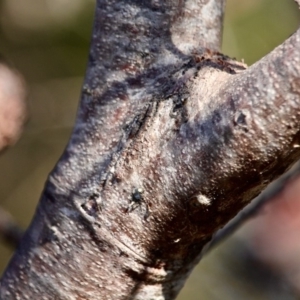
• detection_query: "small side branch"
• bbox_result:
[0,206,23,248]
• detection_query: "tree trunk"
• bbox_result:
[1,1,300,299]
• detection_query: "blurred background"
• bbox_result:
[0,0,300,299]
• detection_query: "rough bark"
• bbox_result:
[206,161,300,252]
[1,0,300,299]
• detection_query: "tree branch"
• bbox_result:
[0,207,23,248]
[205,161,300,253]
[1,1,300,300]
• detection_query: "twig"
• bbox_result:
[0,206,23,248]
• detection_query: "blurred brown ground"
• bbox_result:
[0,0,300,299]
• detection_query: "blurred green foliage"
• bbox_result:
[223,0,299,64]
[0,0,299,298]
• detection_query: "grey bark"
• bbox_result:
[1,0,300,299]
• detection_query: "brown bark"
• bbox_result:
[1,1,300,299]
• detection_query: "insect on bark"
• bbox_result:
[126,188,150,220]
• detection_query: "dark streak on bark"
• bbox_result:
[3,1,300,300]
